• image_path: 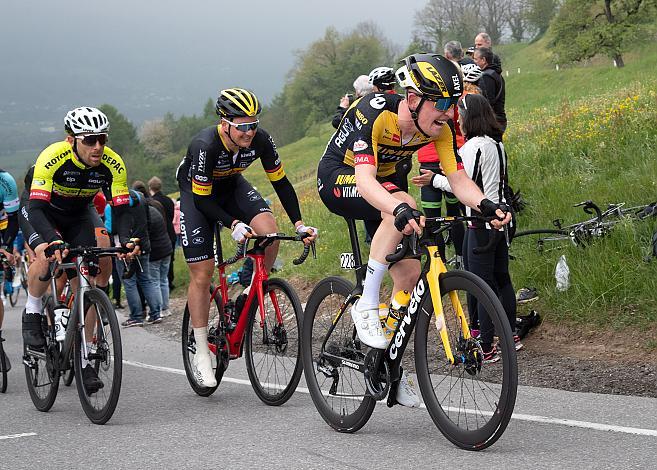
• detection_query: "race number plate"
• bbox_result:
[340,252,355,269]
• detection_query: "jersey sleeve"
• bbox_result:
[188,137,215,197]
[431,121,463,175]
[29,146,58,203]
[103,147,130,207]
[350,99,379,168]
[258,131,287,183]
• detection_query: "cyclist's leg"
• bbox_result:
[88,205,112,288]
[180,188,218,386]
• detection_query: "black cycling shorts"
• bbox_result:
[179,175,271,263]
[317,160,403,223]
[19,190,108,251]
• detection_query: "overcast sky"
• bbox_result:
[0,0,428,125]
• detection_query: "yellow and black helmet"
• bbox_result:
[215,88,261,118]
[395,53,462,100]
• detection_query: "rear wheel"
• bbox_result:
[414,270,517,450]
[245,278,303,406]
[181,287,226,396]
[24,297,60,411]
[301,277,376,433]
[73,288,122,425]
[0,339,7,393]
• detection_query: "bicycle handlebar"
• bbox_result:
[38,245,134,282]
[222,232,316,267]
[385,215,503,263]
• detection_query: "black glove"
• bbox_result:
[393,203,422,232]
[478,199,511,220]
[44,241,68,258]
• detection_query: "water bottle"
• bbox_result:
[54,303,70,342]
[555,255,570,292]
[380,290,411,341]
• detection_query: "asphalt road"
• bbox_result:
[1,301,656,469]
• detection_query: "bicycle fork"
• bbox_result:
[425,246,471,365]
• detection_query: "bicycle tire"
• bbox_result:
[0,340,7,393]
[73,288,122,425]
[301,276,376,433]
[245,278,303,406]
[9,268,21,307]
[181,287,225,396]
[63,357,74,386]
[414,270,517,450]
[24,297,60,411]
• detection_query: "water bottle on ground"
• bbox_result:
[555,255,570,292]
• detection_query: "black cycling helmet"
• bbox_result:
[215,88,261,118]
[368,67,396,90]
[395,53,462,100]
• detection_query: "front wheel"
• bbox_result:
[73,288,122,425]
[181,287,226,396]
[0,340,7,393]
[245,278,303,406]
[414,270,518,450]
[301,277,376,433]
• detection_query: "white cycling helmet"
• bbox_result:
[368,66,396,89]
[64,107,110,135]
[461,63,483,83]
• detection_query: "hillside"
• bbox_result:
[242,41,657,329]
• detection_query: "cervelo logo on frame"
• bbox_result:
[389,278,424,360]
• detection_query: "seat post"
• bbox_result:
[345,219,366,287]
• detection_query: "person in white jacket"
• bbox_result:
[412,93,521,363]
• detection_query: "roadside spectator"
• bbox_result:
[474,47,506,137]
[173,198,181,246]
[475,32,502,71]
[331,75,374,129]
[444,40,473,66]
[368,67,397,94]
[118,189,162,327]
[104,201,123,309]
[148,176,176,291]
[136,184,173,319]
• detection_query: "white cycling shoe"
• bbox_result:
[396,370,421,408]
[350,301,389,349]
[192,350,217,388]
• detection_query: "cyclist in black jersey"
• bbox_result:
[177,88,317,387]
[317,54,510,405]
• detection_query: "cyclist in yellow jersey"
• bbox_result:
[22,107,138,394]
[317,53,510,406]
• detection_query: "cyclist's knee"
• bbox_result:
[188,261,213,287]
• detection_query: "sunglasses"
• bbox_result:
[223,118,259,132]
[76,134,108,146]
[428,97,457,111]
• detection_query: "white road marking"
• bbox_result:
[123,359,657,437]
[0,432,38,441]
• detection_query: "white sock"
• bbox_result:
[359,258,388,309]
[26,293,42,314]
[193,327,209,356]
[80,342,93,368]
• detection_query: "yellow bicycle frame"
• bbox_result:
[426,245,472,365]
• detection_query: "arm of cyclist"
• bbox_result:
[355,164,422,235]
[0,212,19,264]
[113,204,141,258]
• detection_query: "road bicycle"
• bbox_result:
[301,217,517,450]
[7,252,29,307]
[22,245,131,424]
[513,200,657,254]
[182,226,314,405]
[0,329,7,393]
